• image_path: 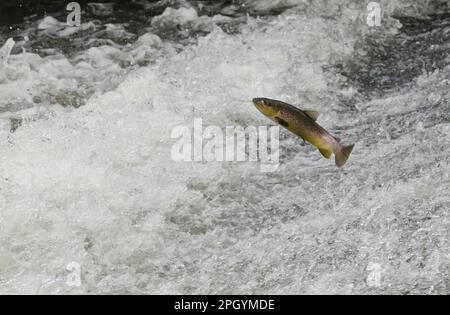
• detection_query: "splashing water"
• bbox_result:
[0,0,449,294]
[0,38,14,67]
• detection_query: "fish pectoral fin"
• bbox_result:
[304,110,320,121]
[300,138,307,146]
[319,148,332,159]
[274,116,289,127]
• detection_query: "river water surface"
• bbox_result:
[0,0,449,294]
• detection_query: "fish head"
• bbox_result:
[252,98,280,118]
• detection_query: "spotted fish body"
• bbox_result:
[252,98,354,167]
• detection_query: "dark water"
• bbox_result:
[3,1,450,96]
[340,11,450,96]
[1,0,291,57]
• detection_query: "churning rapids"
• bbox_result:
[0,0,449,294]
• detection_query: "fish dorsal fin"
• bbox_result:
[334,136,341,143]
[303,110,319,121]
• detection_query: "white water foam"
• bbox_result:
[0,0,449,294]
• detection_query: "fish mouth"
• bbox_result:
[252,97,277,118]
[252,98,266,107]
[252,98,267,111]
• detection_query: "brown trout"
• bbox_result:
[253,98,354,167]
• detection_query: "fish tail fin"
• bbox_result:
[335,144,355,167]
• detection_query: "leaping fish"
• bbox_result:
[252,98,355,167]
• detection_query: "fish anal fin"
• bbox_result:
[319,148,332,159]
[304,110,320,121]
